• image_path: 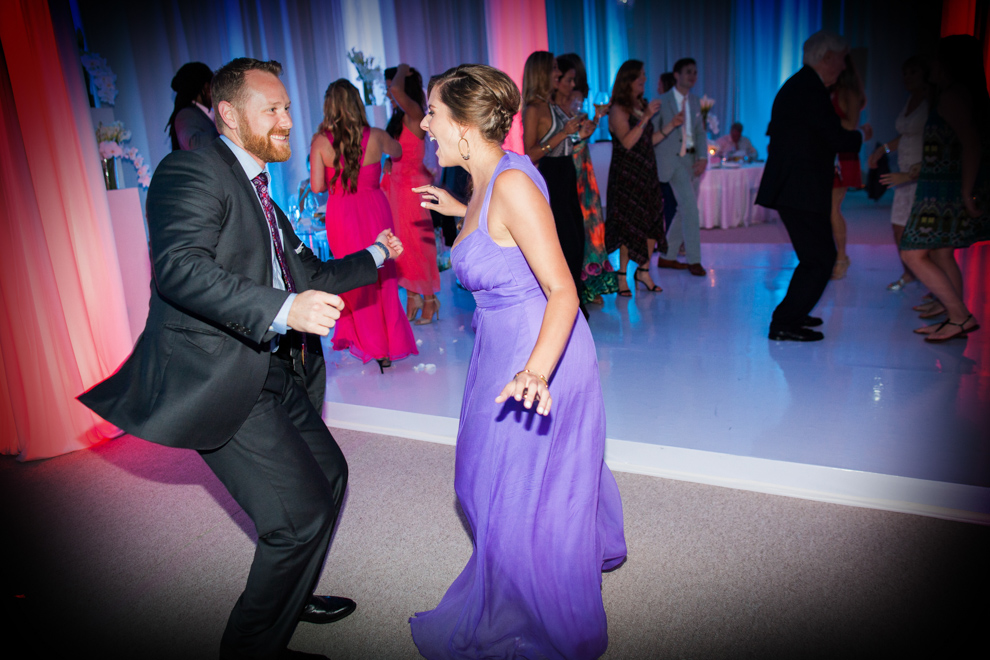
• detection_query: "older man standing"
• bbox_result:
[654,57,709,276]
[80,58,403,658]
[756,31,871,341]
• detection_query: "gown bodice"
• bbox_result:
[451,152,549,313]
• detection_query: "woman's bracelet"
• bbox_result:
[516,369,548,388]
[541,142,552,154]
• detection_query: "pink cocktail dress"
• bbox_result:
[323,126,417,363]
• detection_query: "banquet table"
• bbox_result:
[697,163,778,229]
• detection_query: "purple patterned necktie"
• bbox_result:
[251,171,296,293]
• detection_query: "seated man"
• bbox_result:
[716,122,758,160]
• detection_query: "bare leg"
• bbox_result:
[890,225,915,285]
[901,248,977,340]
[929,247,962,296]
[830,188,849,278]
[618,245,631,294]
[635,238,660,289]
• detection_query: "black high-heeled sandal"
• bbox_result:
[634,267,662,292]
[617,280,632,297]
[376,358,392,373]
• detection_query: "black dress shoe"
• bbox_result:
[768,326,824,342]
[799,315,823,327]
[299,595,356,624]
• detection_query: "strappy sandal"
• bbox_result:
[617,281,632,297]
[924,314,980,343]
[887,275,914,291]
[634,267,662,292]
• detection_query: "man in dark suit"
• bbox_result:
[756,31,871,341]
[79,58,402,659]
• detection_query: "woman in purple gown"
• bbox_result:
[408,64,627,660]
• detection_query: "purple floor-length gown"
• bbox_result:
[410,152,627,659]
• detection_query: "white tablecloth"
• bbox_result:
[697,163,778,229]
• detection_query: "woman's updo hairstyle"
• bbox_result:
[428,64,520,145]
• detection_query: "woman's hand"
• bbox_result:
[867,145,885,169]
[563,116,582,135]
[577,119,597,139]
[879,171,913,187]
[413,184,467,217]
[495,370,552,416]
[593,102,610,120]
[374,228,403,259]
[642,98,663,121]
[670,106,685,128]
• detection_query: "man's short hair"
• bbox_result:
[673,58,696,74]
[802,30,848,66]
[211,58,283,116]
[731,122,743,132]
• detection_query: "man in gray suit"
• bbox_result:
[654,57,708,276]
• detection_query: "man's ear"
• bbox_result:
[217,100,238,132]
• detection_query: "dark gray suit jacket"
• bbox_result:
[79,138,377,450]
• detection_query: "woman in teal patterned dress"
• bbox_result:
[899,35,990,342]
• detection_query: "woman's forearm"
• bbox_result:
[523,286,579,379]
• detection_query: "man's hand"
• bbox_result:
[693,159,707,177]
[287,290,345,336]
[375,228,403,259]
[860,123,873,142]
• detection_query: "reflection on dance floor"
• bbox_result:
[322,240,990,523]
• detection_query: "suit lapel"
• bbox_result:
[213,139,275,285]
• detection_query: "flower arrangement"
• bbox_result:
[346,47,384,105]
[699,95,719,135]
[96,121,151,187]
[80,51,118,106]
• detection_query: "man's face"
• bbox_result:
[730,127,742,142]
[674,64,697,91]
[229,70,292,164]
[820,49,847,87]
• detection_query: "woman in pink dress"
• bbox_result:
[309,79,417,372]
[382,64,442,324]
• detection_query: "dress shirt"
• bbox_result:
[716,134,757,159]
[219,136,386,336]
[673,87,693,149]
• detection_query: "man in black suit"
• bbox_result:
[756,31,871,341]
[80,58,402,659]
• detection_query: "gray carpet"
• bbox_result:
[3,428,987,659]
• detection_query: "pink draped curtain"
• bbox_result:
[0,0,132,460]
[485,0,549,155]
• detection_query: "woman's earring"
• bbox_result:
[457,137,470,161]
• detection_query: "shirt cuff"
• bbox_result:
[270,293,296,334]
[366,244,386,268]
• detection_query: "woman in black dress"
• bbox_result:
[521,51,597,313]
[605,59,683,295]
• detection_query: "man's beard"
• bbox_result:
[239,124,291,163]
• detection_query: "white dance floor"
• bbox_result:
[321,211,990,524]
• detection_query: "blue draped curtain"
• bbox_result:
[547,0,941,159]
[75,0,488,209]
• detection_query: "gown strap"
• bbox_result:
[478,153,549,238]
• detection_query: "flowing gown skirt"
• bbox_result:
[410,152,627,660]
